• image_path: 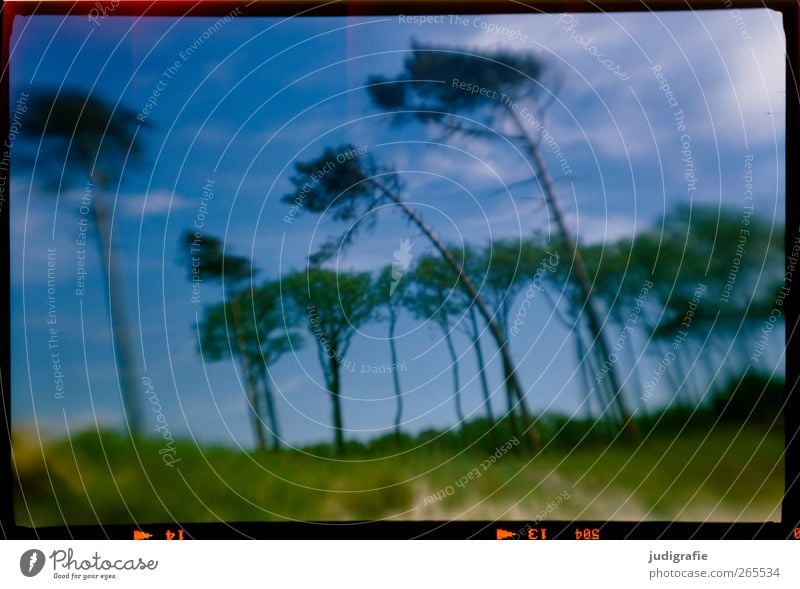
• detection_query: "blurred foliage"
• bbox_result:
[20,89,148,188]
[367,42,546,129]
[709,371,785,425]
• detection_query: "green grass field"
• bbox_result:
[13,422,783,526]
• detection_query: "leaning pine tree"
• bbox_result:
[283,268,377,456]
[366,44,639,443]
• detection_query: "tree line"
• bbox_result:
[182,198,782,456]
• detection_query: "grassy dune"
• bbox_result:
[13,423,783,526]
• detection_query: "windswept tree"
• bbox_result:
[376,262,414,439]
[197,281,300,451]
[552,203,785,416]
[472,238,551,436]
[436,240,544,443]
[366,44,637,441]
[643,204,784,393]
[543,236,652,418]
[573,239,651,415]
[179,233,275,451]
[450,244,497,444]
[21,89,148,435]
[479,238,548,340]
[407,254,467,437]
[543,235,635,424]
[281,145,539,449]
[283,268,377,455]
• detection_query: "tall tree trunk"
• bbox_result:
[329,350,345,455]
[621,327,648,416]
[641,312,684,406]
[377,185,539,450]
[574,323,599,420]
[388,313,403,440]
[581,324,621,425]
[591,341,624,424]
[90,187,143,436]
[701,335,721,385]
[259,367,282,451]
[650,336,684,406]
[504,389,521,440]
[469,307,497,447]
[442,323,465,436]
[243,361,268,453]
[506,106,639,444]
[228,301,268,452]
[669,343,695,407]
[576,323,619,439]
[682,338,707,405]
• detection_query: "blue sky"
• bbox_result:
[10,9,786,449]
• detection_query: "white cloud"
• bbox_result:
[420,9,785,156]
[119,189,193,217]
[568,210,640,245]
[708,12,786,148]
